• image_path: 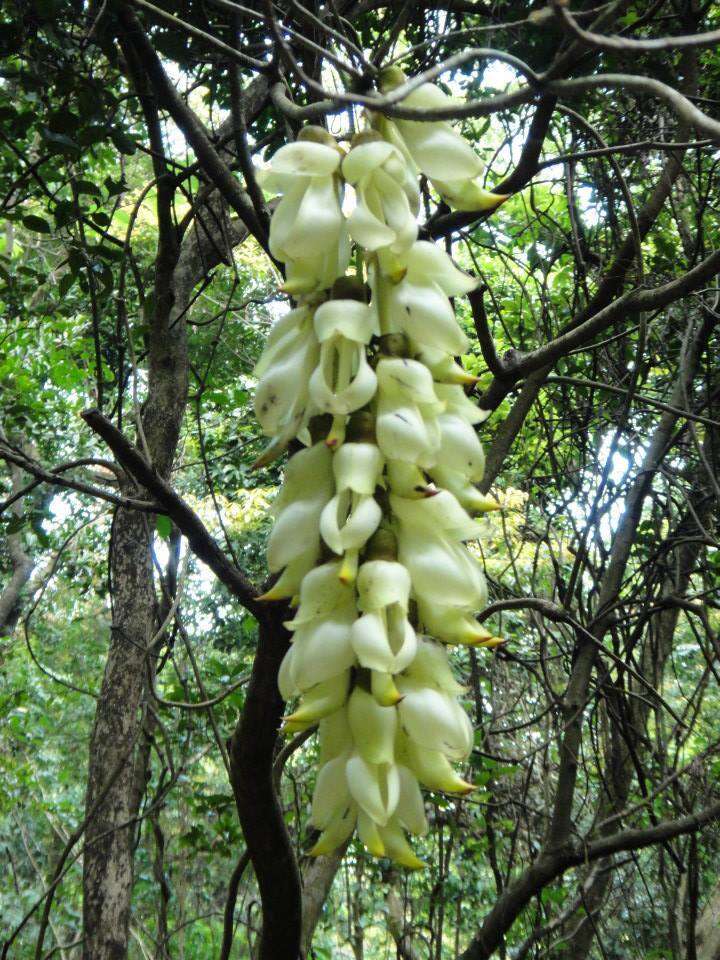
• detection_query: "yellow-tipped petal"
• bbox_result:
[281,277,316,295]
[339,549,359,585]
[451,369,480,386]
[371,671,403,706]
[251,437,288,470]
[478,636,505,649]
[258,579,299,602]
[325,414,346,449]
[309,806,357,856]
[357,811,385,857]
[474,494,502,513]
[282,718,315,735]
[377,821,425,870]
[284,673,350,724]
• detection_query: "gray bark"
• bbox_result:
[0,455,35,637]
[696,880,720,960]
[81,196,249,960]
[300,851,345,957]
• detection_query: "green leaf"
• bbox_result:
[110,129,136,155]
[41,128,80,153]
[104,176,127,197]
[4,514,27,534]
[59,272,75,297]
[75,179,102,197]
[22,215,51,234]
[156,515,172,539]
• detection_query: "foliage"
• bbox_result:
[1,1,720,959]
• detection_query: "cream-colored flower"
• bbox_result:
[342,134,418,255]
[263,129,348,292]
[375,69,507,214]
[375,358,443,466]
[345,755,400,826]
[350,559,417,675]
[264,443,334,591]
[253,306,319,461]
[380,242,478,353]
[309,300,378,417]
[319,443,383,560]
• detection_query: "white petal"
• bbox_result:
[288,671,351,723]
[416,599,492,647]
[405,241,478,295]
[357,809,386,856]
[390,489,480,541]
[397,527,486,607]
[435,383,486,424]
[438,413,485,481]
[357,560,411,611]
[395,281,469,355]
[431,176,507,213]
[347,687,397,765]
[397,684,472,760]
[374,168,418,252]
[347,185,398,251]
[309,344,378,416]
[395,765,428,835]
[253,306,313,379]
[333,443,384,495]
[313,300,377,344]
[320,492,382,554]
[267,499,324,572]
[399,734,472,793]
[290,613,356,691]
[403,637,465,695]
[350,613,396,672]
[287,562,354,626]
[376,357,439,406]
[309,804,357,857]
[398,120,482,181]
[254,340,317,437]
[311,756,352,829]
[345,756,400,826]
[376,397,440,466]
[376,819,425,869]
[269,140,341,177]
[351,612,416,674]
[268,180,307,260]
[385,460,435,498]
[272,442,334,515]
[342,140,397,183]
[278,645,298,700]
[319,707,353,764]
[282,177,342,259]
[263,550,318,601]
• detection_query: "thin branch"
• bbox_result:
[552,1,720,53]
[80,408,261,614]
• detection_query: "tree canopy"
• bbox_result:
[1,2,720,959]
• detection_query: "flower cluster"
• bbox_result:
[254,75,505,868]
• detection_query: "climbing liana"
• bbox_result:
[253,68,507,869]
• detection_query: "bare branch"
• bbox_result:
[80,409,261,614]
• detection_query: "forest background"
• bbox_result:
[2,1,720,958]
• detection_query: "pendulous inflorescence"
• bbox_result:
[253,68,507,868]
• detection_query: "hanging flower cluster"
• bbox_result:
[254,72,506,868]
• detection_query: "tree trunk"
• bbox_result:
[0,439,36,637]
[696,880,720,960]
[81,189,247,959]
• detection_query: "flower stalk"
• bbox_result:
[252,87,506,867]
